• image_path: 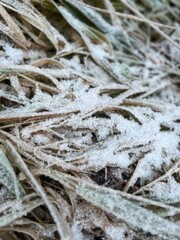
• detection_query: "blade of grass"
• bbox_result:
[3,138,73,240]
[0,148,25,198]
[77,182,180,239]
[118,0,180,50]
[70,0,178,30]
[0,0,68,50]
[0,194,43,228]
[0,5,30,48]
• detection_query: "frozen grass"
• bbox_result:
[0,0,179,239]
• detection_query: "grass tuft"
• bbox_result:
[0,0,179,239]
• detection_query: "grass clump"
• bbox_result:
[0,0,179,239]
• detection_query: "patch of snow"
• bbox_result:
[105,224,133,240]
[71,221,92,240]
[150,176,180,203]
[0,40,46,66]
[31,133,51,145]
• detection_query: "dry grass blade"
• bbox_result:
[29,168,180,239]
[119,0,180,50]
[0,0,68,50]
[3,139,73,240]
[0,147,25,198]
[0,65,60,88]
[0,110,78,124]
[77,182,180,239]
[70,0,178,29]
[0,194,43,228]
[58,6,129,84]
[0,4,29,48]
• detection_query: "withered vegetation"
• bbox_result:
[0,0,179,239]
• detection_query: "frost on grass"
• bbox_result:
[0,0,180,239]
[0,39,46,66]
[150,176,180,204]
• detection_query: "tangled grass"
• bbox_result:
[0,0,179,239]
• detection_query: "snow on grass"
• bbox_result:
[0,0,179,238]
[150,176,180,204]
[0,40,46,67]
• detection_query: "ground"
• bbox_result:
[0,0,179,240]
